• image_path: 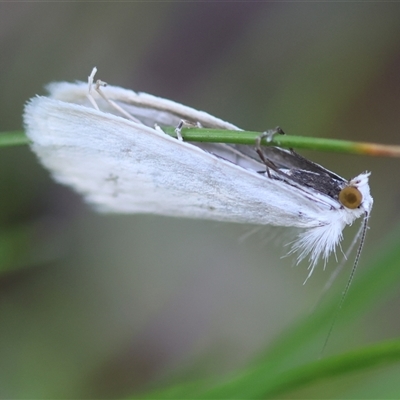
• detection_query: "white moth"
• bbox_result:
[23,68,373,280]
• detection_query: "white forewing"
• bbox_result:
[23,76,373,270]
[25,97,327,225]
[46,81,240,131]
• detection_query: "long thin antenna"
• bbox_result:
[311,222,365,313]
[320,211,370,357]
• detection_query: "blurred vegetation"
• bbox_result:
[1,3,400,399]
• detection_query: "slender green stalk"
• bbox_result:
[163,127,400,157]
[0,131,30,147]
[2,129,400,157]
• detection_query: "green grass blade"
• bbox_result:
[203,340,400,399]
[128,224,400,399]
[131,339,400,400]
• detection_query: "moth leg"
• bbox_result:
[261,126,285,143]
[255,127,285,178]
[154,124,163,133]
[86,67,142,123]
[87,67,101,111]
[175,120,184,141]
[175,120,202,142]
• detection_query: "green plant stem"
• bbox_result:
[3,129,400,157]
[163,127,400,157]
[0,131,30,147]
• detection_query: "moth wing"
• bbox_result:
[47,81,240,130]
[45,82,347,181]
[24,96,329,228]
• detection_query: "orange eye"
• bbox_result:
[339,186,362,209]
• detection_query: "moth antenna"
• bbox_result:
[320,211,370,357]
[311,221,365,313]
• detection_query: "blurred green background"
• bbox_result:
[2,3,400,399]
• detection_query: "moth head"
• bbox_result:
[339,186,362,209]
[339,172,373,212]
